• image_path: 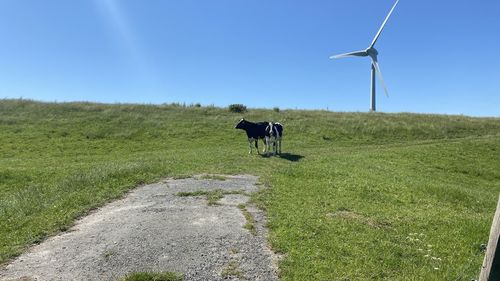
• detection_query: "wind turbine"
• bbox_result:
[330,0,400,112]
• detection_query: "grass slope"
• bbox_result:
[1,99,500,280]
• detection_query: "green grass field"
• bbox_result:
[1,99,500,280]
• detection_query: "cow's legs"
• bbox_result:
[272,130,280,156]
[264,137,275,156]
[248,138,254,154]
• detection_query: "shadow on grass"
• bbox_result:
[278,153,304,162]
[260,153,304,162]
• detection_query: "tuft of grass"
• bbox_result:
[221,260,243,278]
[103,249,116,260]
[176,189,244,206]
[199,174,227,181]
[206,190,224,206]
[120,272,183,281]
[238,204,257,235]
[176,190,209,197]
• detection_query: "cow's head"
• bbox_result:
[235,118,247,129]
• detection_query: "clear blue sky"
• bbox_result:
[0,0,499,116]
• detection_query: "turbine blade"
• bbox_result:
[330,50,368,59]
[371,59,389,97]
[370,0,400,48]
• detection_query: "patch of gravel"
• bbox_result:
[0,175,279,281]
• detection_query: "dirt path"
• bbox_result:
[0,175,279,281]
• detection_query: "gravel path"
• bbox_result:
[0,175,279,281]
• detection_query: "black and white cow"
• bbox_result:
[235,119,269,154]
[265,122,283,155]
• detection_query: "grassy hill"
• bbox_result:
[1,99,500,280]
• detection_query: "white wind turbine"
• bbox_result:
[331,0,400,112]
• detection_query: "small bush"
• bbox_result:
[228,104,247,113]
[273,107,280,113]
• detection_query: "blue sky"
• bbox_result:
[0,0,499,116]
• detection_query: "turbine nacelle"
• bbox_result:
[366,47,378,58]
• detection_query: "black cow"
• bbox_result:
[235,119,269,154]
[265,122,283,155]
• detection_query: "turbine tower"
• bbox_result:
[331,0,400,112]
